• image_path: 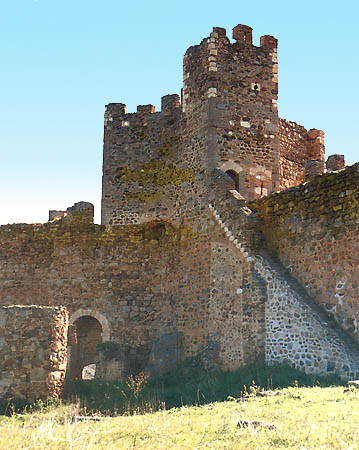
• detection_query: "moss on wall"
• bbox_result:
[251,164,359,225]
[0,220,202,261]
[115,160,195,187]
[158,135,181,158]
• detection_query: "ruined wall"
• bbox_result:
[0,306,68,402]
[0,219,215,378]
[278,118,325,190]
[0,199,270,378]
[251,163,359,343]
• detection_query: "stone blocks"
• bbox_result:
[0,306,68,402]
[232,24,253,44]
[327,154,345,172]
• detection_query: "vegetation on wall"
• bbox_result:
[115,160,195,187]
[0,220,202,261]
[158,135,181,157]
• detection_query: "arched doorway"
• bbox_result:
[68,309,110,379]
[225,169,240,191]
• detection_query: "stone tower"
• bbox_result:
[182,25,279,201]
[101,25,281,226]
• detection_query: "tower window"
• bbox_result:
[251,82,261,92]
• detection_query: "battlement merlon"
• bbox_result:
[278,119,325,190]
[232,24,253,44]
[307,129,325,161]
[231,25,277,49]
[161,94,180,115]
[260,35,278,49]
[137,104,155,114]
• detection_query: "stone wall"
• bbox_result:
[278,118,325,190]
[207,178,359,378]
[101,24,326,231]
[0,219,215,378]
[101,96,207,229]
[3,23,357,385]
[251,163,359,344]
[3,168,359,381]
[0,196,270,378]
[207,172,267,369]
[0,306,68,402]
[254,255,359,378]
[101,24,282,232]
[208,228,266,370]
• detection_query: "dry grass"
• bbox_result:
[1,386,358,449]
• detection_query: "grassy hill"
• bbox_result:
[1,364,358,449]
[1,386,359,449]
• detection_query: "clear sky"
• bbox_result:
[1,0,358,224]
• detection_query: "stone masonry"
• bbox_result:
[0,306,68,402]
[1,24,359,401]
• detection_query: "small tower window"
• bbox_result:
[251,82,261,92]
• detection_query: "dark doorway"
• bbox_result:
[68,316,103,379]
[225,170,240,191]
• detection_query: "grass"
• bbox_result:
[0,364,352,449]
[1,386,359,449]
[65,362,343,415]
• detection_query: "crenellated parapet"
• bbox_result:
[4,22,359,387]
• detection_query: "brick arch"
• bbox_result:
[219,160,244,175]
[69,308,111,342]
[219,161,244,193]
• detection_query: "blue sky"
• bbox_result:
[1,0,358,224]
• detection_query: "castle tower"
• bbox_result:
[182,25,279,201]
[101,98,183,226]
[101,24,280,226]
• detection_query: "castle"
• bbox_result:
[1,24,359,402]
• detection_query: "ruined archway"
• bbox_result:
[67,309,110,379]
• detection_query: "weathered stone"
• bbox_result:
[1,23,359,398]
[0,306,68,401]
